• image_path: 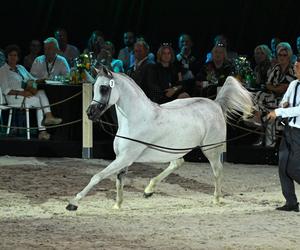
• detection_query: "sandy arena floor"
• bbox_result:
[0,156,300,250]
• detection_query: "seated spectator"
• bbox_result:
[54,28,80,66]
[145,44,189,104]
[0,49,5,67]
[0,45,62,140]
[205,34,238,63]
[30,37,70,80]
[253,44,272,88]
[84,30,105,57]
[253,42,296,147]
[135,36,156,63]
[97,41,124,73]
[195,43,234,97]
[118,31,136,72]
[127,40,154,89]
[23,40,41,71]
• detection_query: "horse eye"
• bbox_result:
[100,85,109,95]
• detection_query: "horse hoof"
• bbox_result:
[143,192,154,198]
[113,204,121,210]
[66,204,78,211]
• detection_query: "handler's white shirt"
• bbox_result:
[275,79,300,128]
[30,54,70,79]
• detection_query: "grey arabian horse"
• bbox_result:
[66,68,253,211]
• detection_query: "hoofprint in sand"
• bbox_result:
[0,156,300,250]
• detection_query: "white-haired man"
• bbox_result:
[30,37,70,80]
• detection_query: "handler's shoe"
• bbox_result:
[276,203,299,212]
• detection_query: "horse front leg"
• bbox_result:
[66,157,133,211]
[144,158,184,198]
[113,168,128,210]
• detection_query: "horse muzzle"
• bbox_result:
[86,103,106,122]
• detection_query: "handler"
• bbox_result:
[267,58,300,212]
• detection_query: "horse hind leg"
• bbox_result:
[203,148,224,204]
[144,158,184,198]
[113,168,128,210]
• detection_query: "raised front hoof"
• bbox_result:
[143,192,154,198]
[66,203,78,211]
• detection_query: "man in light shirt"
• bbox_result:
[30,37,70,80]
[267,57,300,212]
[54,28,80,66]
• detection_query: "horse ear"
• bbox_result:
[95,65,106,76]
[95,64,113,78]
[94,67,100,75]
[102,66,109,76]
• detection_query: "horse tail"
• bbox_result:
[215,76,253,121]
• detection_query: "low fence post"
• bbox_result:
[82,83,93,159]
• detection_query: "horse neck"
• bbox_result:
[114,74,156,119]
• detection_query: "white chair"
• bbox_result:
[0,87,31,140]
[0,87,12,133]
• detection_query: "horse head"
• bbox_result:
[86,66,119,122]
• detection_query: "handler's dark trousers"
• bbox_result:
[279,126,300,205]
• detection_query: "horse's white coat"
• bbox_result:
[69,72,253,209]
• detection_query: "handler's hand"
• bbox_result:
[267,110,277,121]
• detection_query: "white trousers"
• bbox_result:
[6,90,51,131]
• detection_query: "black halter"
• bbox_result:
[92,78,115,112]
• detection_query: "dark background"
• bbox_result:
[1,0,300,62]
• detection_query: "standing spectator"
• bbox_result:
[84,30,105,58]
[23,40,42,71]
[30,37,70,80]
[54,28,80,66]
[118,31,136,72]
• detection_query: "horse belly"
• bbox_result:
[135,149,189,163]
[135,131,202,163]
